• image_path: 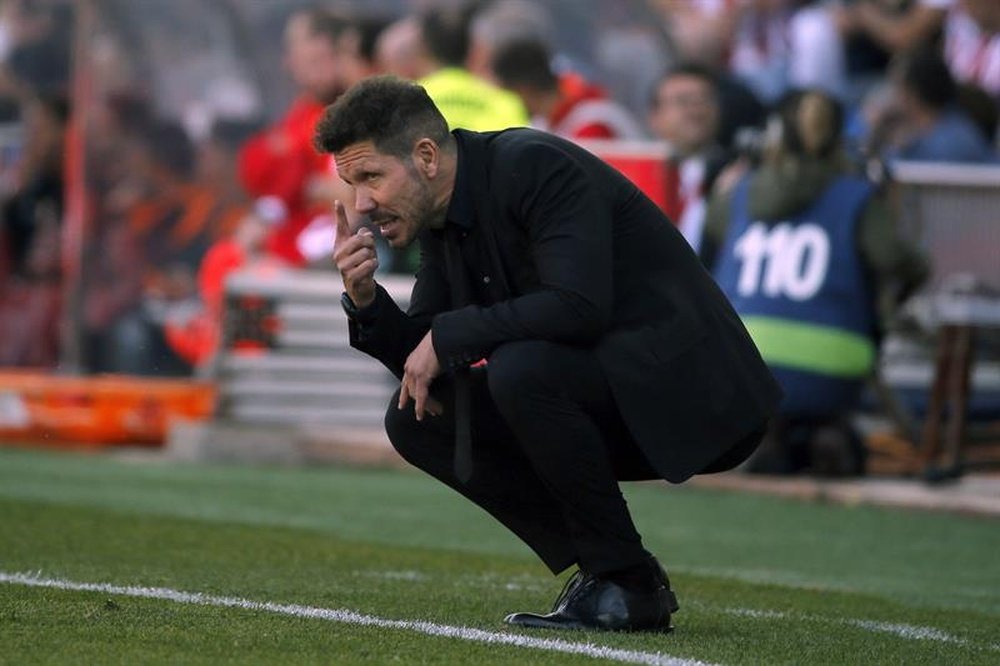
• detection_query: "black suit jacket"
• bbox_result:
[349,128,782,483]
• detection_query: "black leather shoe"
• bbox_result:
[504,564,679,632]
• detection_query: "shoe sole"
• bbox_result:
[504,612,674,633]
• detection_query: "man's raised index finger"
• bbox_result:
[333,200,351,245]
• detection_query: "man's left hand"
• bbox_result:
[400,330,444,420]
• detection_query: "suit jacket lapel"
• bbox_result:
[455,131,513,301]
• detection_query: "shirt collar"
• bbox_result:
[444,131,474,230]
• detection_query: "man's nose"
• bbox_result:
[354,188,376,214]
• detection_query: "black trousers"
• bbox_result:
[385,340,761,575]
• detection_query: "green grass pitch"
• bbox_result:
[1,446,998,664]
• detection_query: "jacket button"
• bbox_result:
[483,276,491,284]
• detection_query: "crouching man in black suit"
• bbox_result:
[316,76,781,632]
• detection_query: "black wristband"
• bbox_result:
[341,291,379,324]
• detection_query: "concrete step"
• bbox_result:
[222,379,392,399]
[224,402,388,427]
[219,353,388,377]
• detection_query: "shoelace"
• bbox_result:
[552,570,597,612]
[550,570,596,612]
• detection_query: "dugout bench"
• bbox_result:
[880,161,1000,479]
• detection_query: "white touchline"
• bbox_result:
[719,607,997,651]
[0,571,715,666]
[846,620,962,644]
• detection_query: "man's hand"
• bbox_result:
[399,330,444,420]
[332,199,377,307]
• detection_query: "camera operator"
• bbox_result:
[703,89,928,476]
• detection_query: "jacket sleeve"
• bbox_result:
[349,236,451,379]
[431,140,614,372]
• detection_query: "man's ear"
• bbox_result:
[413,138,439,178]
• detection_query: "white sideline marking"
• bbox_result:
[0,571,712,666]
[725,607,787,620]
[354,569,428,582]
[722,606,994,651]
[847,620,958,643]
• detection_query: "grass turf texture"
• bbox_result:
[1,447,998,664]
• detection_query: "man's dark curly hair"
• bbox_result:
[314,76,452,158]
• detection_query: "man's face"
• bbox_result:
[335,28,372,90]
[284,16,346,102]
[335,141,437,248]
[649,75,719,157]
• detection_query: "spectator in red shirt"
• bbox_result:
[491,37,645,140]
[238,8,362,265]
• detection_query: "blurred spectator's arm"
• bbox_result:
[848,1,946,54]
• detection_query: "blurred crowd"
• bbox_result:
[0,0,70,367]
[0,0,998,470]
